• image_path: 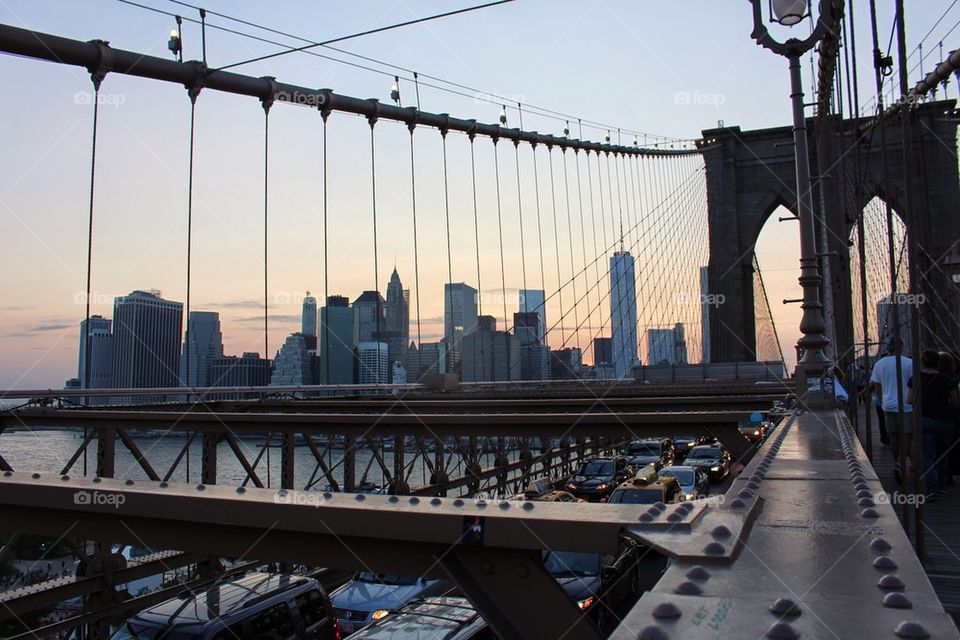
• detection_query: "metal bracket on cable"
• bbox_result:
[86,39,113,91]
[406,107,419,134]
[260,76,277,114]
[466,119,477,142]
[438,113,450,139]
[185,61,207,105]
[366,98,379,128]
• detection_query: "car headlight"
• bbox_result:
[685,492,696,501]
[754,430,760,436]
[567,483,577,490]
[370,609,390,621]
[596,483,608,491]
[678,493,686,501]
[577,597,595,610]
[710,466,720,472]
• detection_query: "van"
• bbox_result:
[110,572,337,640]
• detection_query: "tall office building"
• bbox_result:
[609,251,638,378]
[353,290,386,345]
[320,295,355,384]
[406,339,448,381]
[301,292,317,338]
[179,311,224,388]
[209,352,272,398]
[78,315,113,392]
[699,266,711,364]
[271,333,315,386]
[519,289,547,343]
[647,323,688,365]
[357,342,389,385]
[461,316,520,382]
[444,283,478,371]
[550,347,582,380]
[384,268,410,377]
[514,311,549,380]
[111,290,183,394]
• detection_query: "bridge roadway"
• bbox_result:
[0,407,956,638]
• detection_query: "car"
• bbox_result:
[671,435,707,461]
[606,474,681,505]
[510,479,584,503]
[564,456,631,501]
[110,572,337,640]
[657,465,710,501]
[683,445,731,482]
[624,438,675,470]
[347,597,492,639]
[738,422,770,443]
[332,572,455,635]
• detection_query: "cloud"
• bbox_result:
[202,299,264,309]
[0,305,32,311]
[234,314,300,324]
[32,322,73,332]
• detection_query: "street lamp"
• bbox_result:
[749,0,833,396]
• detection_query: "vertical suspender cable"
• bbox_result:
[183,91,198,390]
[514,142,529,319]
[408,126,423,377]
[369,117,382,382]
[561,149,580,354]
[493,140,509,333]
[83,80,101,412]
[441,130,456,369]
[469,134,486,380]
[547,147,565,347]
[531,144,549,342]
[260,94,273,364]
[573,150,591,360]
[322,110,330,384]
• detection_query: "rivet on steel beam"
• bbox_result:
[893,621,930,638]
[522,501,534,511]
[433,498,444,507]
[856,489,872,498]
[453,499,465,507]
[653,501,666,511]
[766,621,800,639]
[159,481,168,488]
[639,513,654,522]
[235,487,244,494]
[711,525,732,539]
[675,580,703,595]
[747,481,759,490]
[855,483,870,493]
[861,507,879,518]
[2,471,10,477]
[871,538,893,552]
[125,479,134,486]
[498,500,509,510]
[878,574,905,589]
[61,475,70,481]
[323,492,332,499]
[703,542,725,555]
[638,625,669,640]
[196,484,205,491]
[652,602,682,618]
[858,497,875,507]
[388,495,399,503]
[883,592,912,609]
[355,494,365,501]
[686,565,710,580]
[769,598,801,616]
[31,473,40,479]
[730,498,746,509]
[409,497,420,505]
[667,512,683,522]
[738,489,753,499]
[277,489,287,498]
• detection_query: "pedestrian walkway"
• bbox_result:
[854,404,960,623]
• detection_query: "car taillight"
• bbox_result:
[334,617,342,640]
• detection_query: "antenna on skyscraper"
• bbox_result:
[619,220,624,252]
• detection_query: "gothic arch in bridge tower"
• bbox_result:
[701,101,960,369]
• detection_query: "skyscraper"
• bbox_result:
[111,290,183,394]
[357,342,389,385]
[353,290,386,345]
[647,323,688,365]
[461,316,520,382]
[210,352,272,398]
[78,315,112,403]
[444,282,478,371]
[514,311,549,380]
[519,289,547,343]
[301,292,317,338]
[320,295,355,384]
[406,340,448,381]
[271,333,315,386]
[179,311,224,387]
[384,268,410,377]
[609,251,638,378]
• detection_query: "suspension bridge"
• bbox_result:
[1,0,960,638]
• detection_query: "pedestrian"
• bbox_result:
[939,351,960,487]
[908,349,957,498]
[870,340,914,483]
[867,356,891,446]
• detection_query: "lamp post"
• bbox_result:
[749,0,833,396]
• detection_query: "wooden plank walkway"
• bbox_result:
[853,404,960,623]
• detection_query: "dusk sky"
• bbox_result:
[0,0,947,389]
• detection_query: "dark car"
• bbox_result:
[110,572,336,640]
[332,572,455,635]
[657,465,710,501]
[607,475,681,505]
[564,456,630,501]
[739,422,770,443]
[672,435,706,461]
[624,438,674,470]
[542,535,661,631]
[683,445,731,482]
[347,597,491,639]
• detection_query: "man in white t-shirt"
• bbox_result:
[869,341,914,482]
